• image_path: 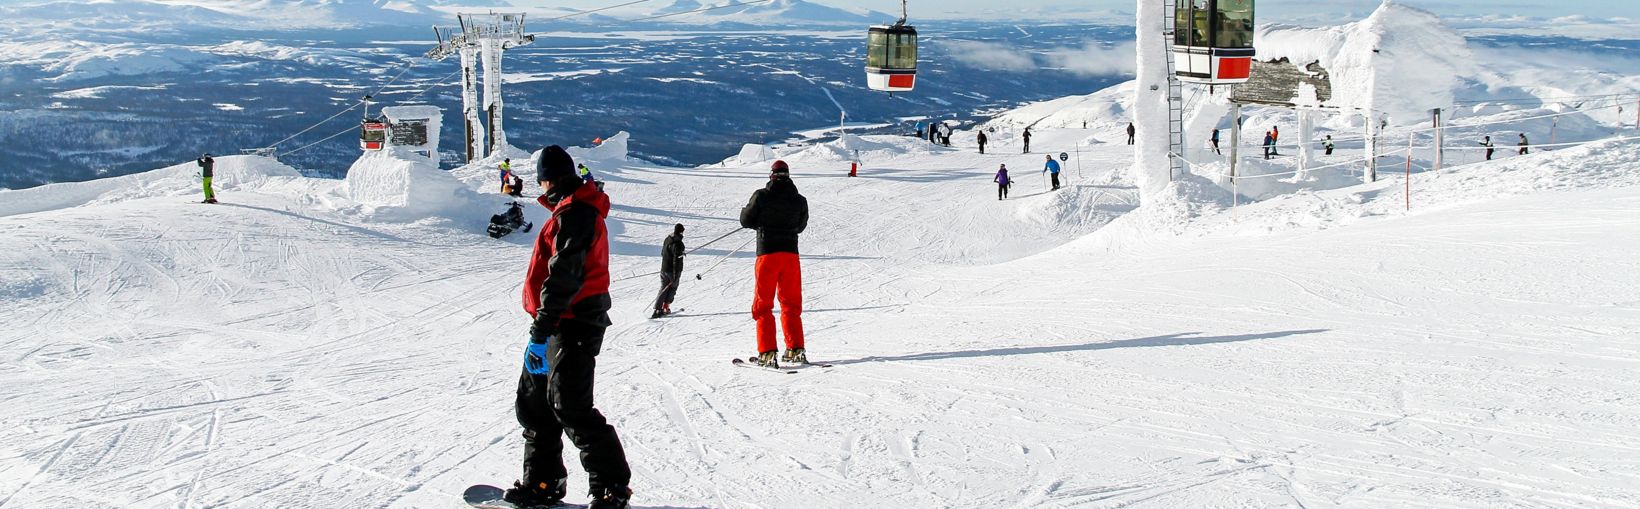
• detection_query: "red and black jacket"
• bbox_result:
[523,181,613,339]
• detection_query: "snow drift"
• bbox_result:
[343,149,483,221]
[0,155,299,217]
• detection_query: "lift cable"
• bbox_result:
[627,0,774,22]
[545,0,657,21]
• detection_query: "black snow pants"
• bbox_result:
[656,271,680,309]
[516,320,630,491]
[998,183,1009,200]
[1050,173,1060,190]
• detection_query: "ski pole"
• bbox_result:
[646,274,682,314]
[611,227,746,282]
[686,227,746,256]
[696,236,756,281]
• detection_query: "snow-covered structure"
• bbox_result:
[1250,1,1472,124]
[344,149,482,221]
[427,12,533,163]
[380,105,442,166]
[1130,0,1172,201]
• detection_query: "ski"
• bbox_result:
[462,485,585,509]
[731,357,797,374]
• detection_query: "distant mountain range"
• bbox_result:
[0,0,893,31]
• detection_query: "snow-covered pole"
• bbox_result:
[1228,102,1241,184]
[1130,0,1172,200]
[1405,132,1412,210]
[1550,116,1558,150]
[460,45,485,163]
[482,37,506,155]
[1363,111,1377,183]
[1432,108,1443,171]
[1297,110,1313,180]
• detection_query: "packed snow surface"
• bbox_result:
[2,115,1639,507]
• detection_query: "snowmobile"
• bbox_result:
[487,202,533,239]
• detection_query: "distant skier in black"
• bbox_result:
[196,153,217,204]
[1262,131,1273,160]
[1518,133,1530,155]
[1481,135,1495,160]
[977,130,988,154]
[1210,128,1222,155]
[510,175,525,197]
[1323,135,1335,156]
[1022,127,1033,153]
[1126,122,1136,145]
[652,223,685,319]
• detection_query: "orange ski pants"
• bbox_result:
[752,252,804,353]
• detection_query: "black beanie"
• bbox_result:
[674,223,685,234]
[537,145,576,183]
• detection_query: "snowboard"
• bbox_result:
[462,484,585,509]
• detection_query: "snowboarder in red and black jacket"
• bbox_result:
[509,145,632,509]
[740,160,809,368]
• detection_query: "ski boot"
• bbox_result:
[781,348,807,366]
[503,478,566,509]
[753,350,779,369]
[588,486,632,509]
[650,309,664,319]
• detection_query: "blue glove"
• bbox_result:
[524,336,553,376]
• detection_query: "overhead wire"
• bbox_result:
[546,0,656,21]
[626,0,774,22]
[265,57,420,150]
[282,68,463,157]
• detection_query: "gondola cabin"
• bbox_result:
[360,119,387,151]
[1172,0,1255,85]
[865,24,917,93]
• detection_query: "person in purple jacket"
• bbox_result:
[994,164,1011,200]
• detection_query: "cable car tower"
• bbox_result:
[865,0,917,93]
[426,12,534,163]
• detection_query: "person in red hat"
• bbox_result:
[739,160,810,368]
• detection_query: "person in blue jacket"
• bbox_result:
[1043,155,1062,191]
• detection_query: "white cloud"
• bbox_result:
[942,40,1038,72]
[1044,41,1136,77]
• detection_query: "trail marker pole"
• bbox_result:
[1406,133,1413,211]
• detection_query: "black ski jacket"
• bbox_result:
[197,157,214,178]
[660,233,685,274]
[739,176,808,256]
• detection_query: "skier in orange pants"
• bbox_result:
[740,160,810,368]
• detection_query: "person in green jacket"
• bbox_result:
[197,153,217,204]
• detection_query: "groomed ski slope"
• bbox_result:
[2,126,1639,509]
